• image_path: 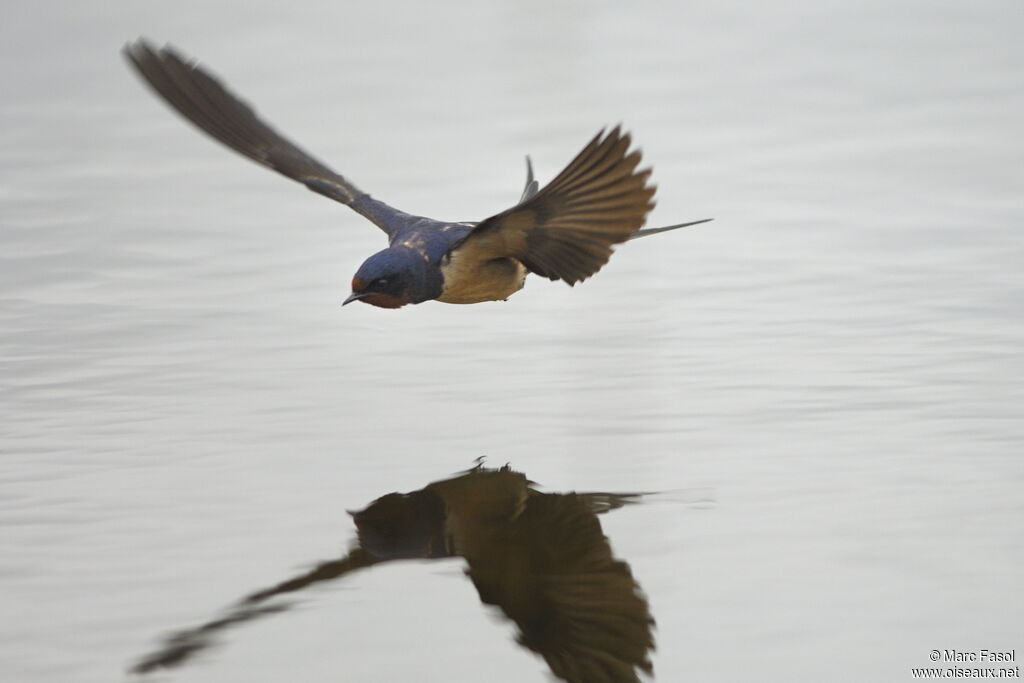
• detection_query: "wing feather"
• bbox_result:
[123,39,396,234]
[461,127,656,284]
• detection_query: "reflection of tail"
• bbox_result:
[580,487,717,513]
[130,547,377,674]
[575,491,649,515]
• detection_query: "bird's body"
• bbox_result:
[438,247,527,304]
[123,40,709,309]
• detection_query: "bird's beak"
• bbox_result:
[343,291,368,306]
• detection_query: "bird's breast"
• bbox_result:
[436,247,527,304]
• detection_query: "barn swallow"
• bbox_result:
[123,39,710,309]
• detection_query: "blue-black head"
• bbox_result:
[343,246,443,309]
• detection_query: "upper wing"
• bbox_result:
[457,127,656,285]
[122,39,396,234]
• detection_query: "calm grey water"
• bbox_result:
[2,1,1022,681]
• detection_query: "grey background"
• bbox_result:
[2,1,1022,681]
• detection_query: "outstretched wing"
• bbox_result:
[123,39,396,234]
[456,127,656,285]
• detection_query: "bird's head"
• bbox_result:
[343,246,442,309]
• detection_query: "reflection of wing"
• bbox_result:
[241,547,380,604]
[457,127,656,285]
[130,603,290,674]
[130,547,378,674]
[462,493,655,683]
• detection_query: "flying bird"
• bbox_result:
[123,39,709,309]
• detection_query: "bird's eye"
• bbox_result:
[375,278,389,287]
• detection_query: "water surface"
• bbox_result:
[2,1,1022,681]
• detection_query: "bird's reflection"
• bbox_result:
[132,463,658,682]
